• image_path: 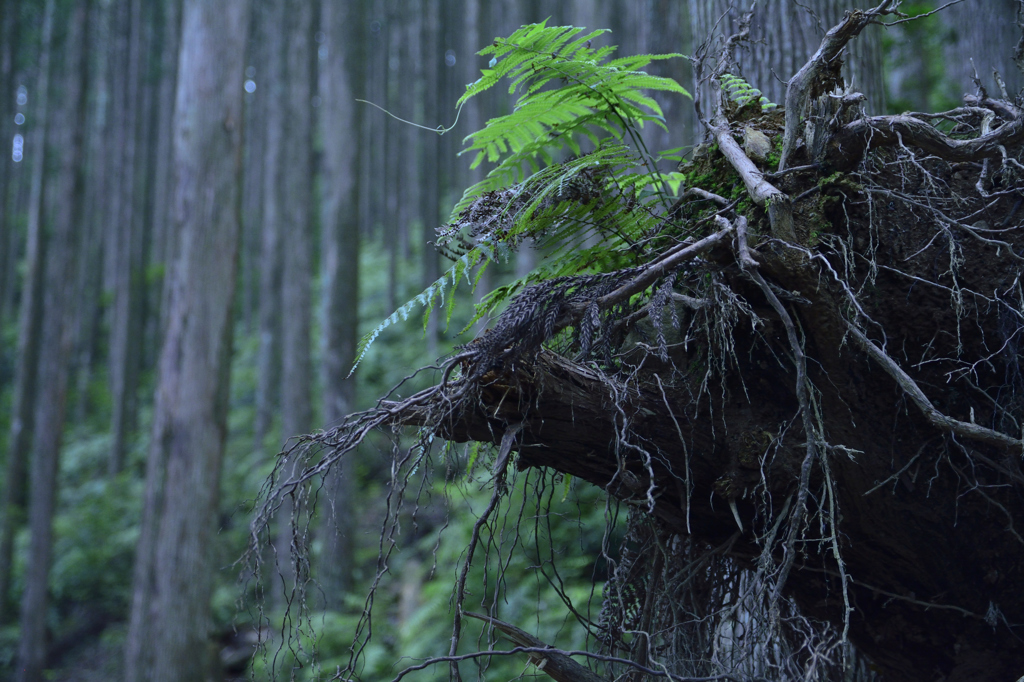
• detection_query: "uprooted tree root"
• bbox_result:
[249,3,1024,681]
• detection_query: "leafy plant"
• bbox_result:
[351,22,690,371]
[720,72,777,110]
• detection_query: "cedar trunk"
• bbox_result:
[252,0,285,456]
[317,0,363,603]
[15,0,89,677]
[123,1,248,680]
[0,0,54,626]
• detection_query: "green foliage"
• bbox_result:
[459,22,687,183]
[882,2,960,113]
[720,73,776,110]
[391,470,612,681]
[49,433,141,615]
[353,22,690,370]
[0,624,17,670]
[246,465,614,682]
[352,238,465,390]
[51,475,139,613]
[351,247,484,374]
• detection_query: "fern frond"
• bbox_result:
[458,23,689,187]
[350,247,489,375]
[353,23,693,373]
[721,73,777,110]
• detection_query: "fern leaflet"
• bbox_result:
[351,22,691,373]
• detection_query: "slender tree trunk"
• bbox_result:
[317,0,363,605]
[384,1,400,290]
[134,0,166,375]
[281,0,313,444]
[0,157,23,326]
[421,0,441,356]
[72,0,111,425]
[0,0,54,626]
[123,2,249,680]
[239,5,266,335]
[464,0,493,332]
[154,0,183,342]
[107,0,143,475]
[15,1,90,677]
[275,0,314,610]
[0,0,16,323]
[399,9,420,254]
[253,0,285,455]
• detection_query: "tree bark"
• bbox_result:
[135,0,176,375]
[239,3,265,334]
[252,0,285,456]
[0,0,54,626]
[421,0,441,356]
[275,0,315,610]
[123,2,248,680]
[317,0,362,604]
[383,2,399,275]
[942,0,1023,101]
[689,0,885,124]
[0,0,16,324]
[153,0,183,345]
[107,0,144,475]
[71,0,112,426]
[15,1,89,677]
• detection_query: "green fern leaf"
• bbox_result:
[353,23,694,374]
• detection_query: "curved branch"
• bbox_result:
[845,322,1023,452]
[824,112,1024,172]
[961,95,1019,121]
[462,612,608,682]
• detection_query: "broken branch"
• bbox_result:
[778,0,899,171]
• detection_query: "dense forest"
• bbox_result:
[1,1,1023,681]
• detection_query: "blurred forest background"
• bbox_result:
[0,0,1021,680]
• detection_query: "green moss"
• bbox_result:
[765,136,784,168]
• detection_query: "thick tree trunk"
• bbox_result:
[15,1,89,677]
[317,0,362,604]
[0,0,54,626]
[942,0,1024,100]
[252,0,285,456]
[122,2,248,680]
